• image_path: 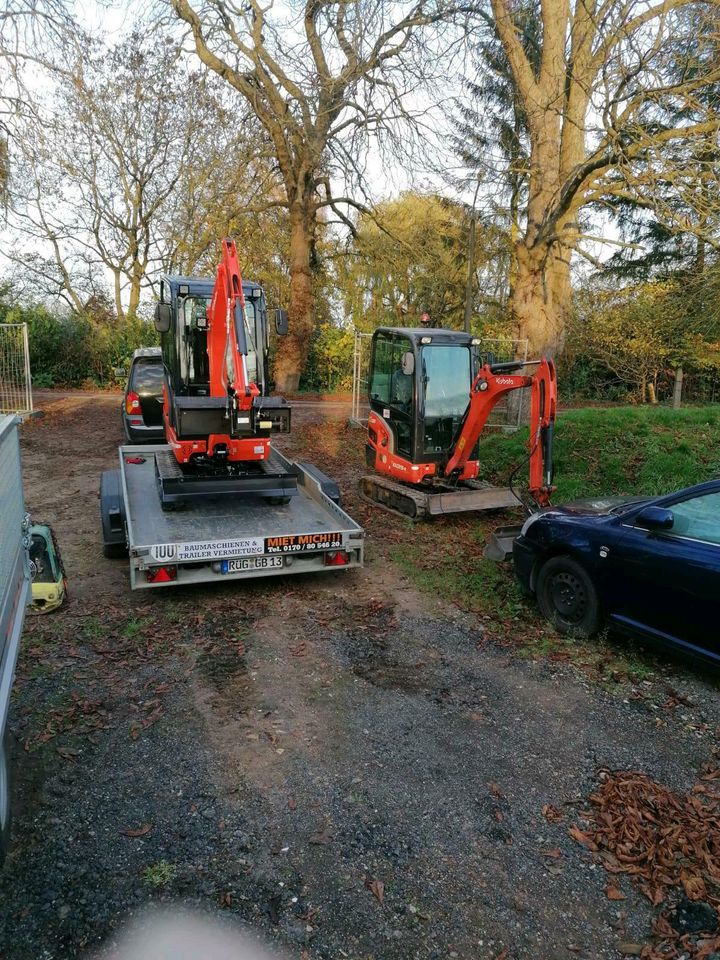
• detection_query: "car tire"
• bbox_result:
[0,728,13,865]
[536,555,602,638]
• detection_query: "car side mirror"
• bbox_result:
[635,505,674,531]
[275,308,288,336]
[401,351,415,376]
[154,303,172,334]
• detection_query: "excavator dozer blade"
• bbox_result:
[483,524,523,561]
[360,475,519,520]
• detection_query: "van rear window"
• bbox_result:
[131,359,164,394]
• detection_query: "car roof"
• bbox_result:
[131,346,162,361]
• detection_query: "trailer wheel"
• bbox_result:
[0,728,12,865]
[536,555,601,638]
[103,542,128,559]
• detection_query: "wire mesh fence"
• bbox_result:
[350,328,529,430]
[0,323,33,416]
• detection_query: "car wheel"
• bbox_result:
[536,555,601,637]
[0,728,13,865]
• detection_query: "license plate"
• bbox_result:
[221,556,284,573]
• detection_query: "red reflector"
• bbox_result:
[146,565,177,583]
[324,551,350,567]
[125,391,141,414]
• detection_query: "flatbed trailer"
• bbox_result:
[101,444,364,590]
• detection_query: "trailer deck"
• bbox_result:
[103,444,364,589]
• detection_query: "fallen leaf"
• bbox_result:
[606,886,626,900]
[120,823,151,838]
[568,825,598,851]
[541,848,562,859]
[617,944,643,956]
[288,796,297,811]
[364,876,384,905]
[542,804,563,823]
[218,892,232,907]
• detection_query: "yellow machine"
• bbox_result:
[29,525,66,614]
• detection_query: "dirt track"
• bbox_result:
[2,393,718,960]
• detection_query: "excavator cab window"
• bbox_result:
[421,344,472,454]
[178,295,212,394]
[369,332,413,458]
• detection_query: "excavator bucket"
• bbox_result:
[483,524,523,561]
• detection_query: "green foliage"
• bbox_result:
[142,861,176,888]
[478,405,720,501]
[300,323,355,393]
[0,288,157,387]
[569,270,720,402]
[336,192,509,333]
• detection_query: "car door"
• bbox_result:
[608,489,720,654]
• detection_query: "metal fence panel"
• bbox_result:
[0,415,30,736]
[349,328,529,431]
[0,323,33,416]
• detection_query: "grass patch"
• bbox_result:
[477,404,720,500]
[142,861,176,887]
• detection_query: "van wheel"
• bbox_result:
[536,555,601,638]
[0,729,12,865]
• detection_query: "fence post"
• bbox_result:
[672,367,683,410]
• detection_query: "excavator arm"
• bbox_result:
[206,237,260,413]
[444,356,557,507]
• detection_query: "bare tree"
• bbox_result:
[8,28,224,317]
[171,0,464,390]
[481,0,720,355]
[0,1,80,201]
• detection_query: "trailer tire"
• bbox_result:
[0,728,13,866]
[536,555,601,638]
[100,469,128,559]
[103,542,128,559]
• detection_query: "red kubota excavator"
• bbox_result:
[153,238,296,509]
[361,326,557,523]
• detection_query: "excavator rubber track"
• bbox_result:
[360,475,520,520]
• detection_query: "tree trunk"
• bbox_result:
[274,204,314,394]
[510,242,571,357]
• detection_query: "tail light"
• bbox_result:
[324,551,350,567]
[125,391,141,414]
[146,565,177,583]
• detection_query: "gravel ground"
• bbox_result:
[1,393,718,960]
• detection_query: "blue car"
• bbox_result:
[513,480,720,663]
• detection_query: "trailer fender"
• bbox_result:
[298,462,342,507]
[100,469,128,558]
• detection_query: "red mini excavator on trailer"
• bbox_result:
[361,326,557,520]
[153,238,296,509]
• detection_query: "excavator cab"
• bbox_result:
[366,327,483,470]
[156,275,272,398]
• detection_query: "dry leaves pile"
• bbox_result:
[570,767,720,959]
